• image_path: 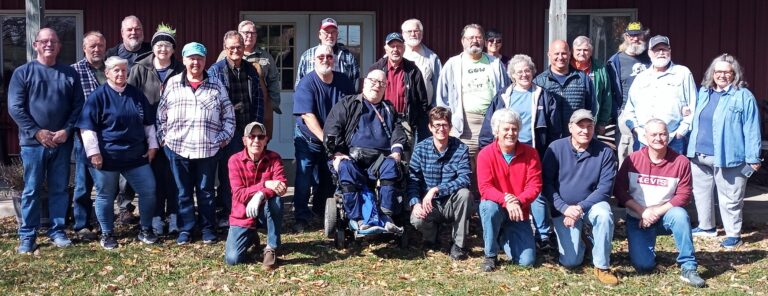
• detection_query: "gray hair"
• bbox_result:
[401,19,423,32]
[222,30,244,47]
[82,31,104,43]
[104,56,128,70]
[506,54,537,83]
[491,109,521,136]
[572,35,593,50]
[238,20,255,31]
[121,15,142,31]
[701,53,747,90]
[461,23,484,38]
[314,44,333,56]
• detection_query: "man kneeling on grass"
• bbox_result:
[613,119,705,288]
[225,122,286,270]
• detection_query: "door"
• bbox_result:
[240,12,376,159]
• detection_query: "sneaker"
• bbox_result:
[17,237,38,254]
[680,269,706,288]
[594,268,619,286]
[482,256,497,272]
[537,237,556,252]
[176,232,191,245]
[202,232,218,245]
[118,211,138,225]
[262,248,277,271]
[100,233,118,250]
[720,237,743,249]
[51,234,72,248]
[691,227,717,237]
[384,222,403,234]
[449,244,468,261]
[76,228,98,242]
[138,229,158,244]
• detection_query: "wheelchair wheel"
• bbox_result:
[324,197,338,238]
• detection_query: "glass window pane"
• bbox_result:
[254,23,295,91]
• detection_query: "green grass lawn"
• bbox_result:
[1,215,767,295]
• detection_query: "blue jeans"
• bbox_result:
[90,164,156,233]
[293,127,332,223]
[530,194,552,240]
[552,201,613,269]
[626,207,698,272]
[479,200,536,266]
[165,147,218,236]
[72,137,95,231]
[334,157,402,221]
[151,147,178,229]
[224,197,283,265]
[18,141,73,239]
[216,138,244,218]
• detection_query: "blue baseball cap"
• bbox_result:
[385,32,404,44]
[182,42,207,57]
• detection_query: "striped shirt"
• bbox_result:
[157,71,235,159]
[407,136,472,206]
[295,44,360,91]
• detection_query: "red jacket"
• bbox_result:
[477,140,542,217]
[228,149,286,228]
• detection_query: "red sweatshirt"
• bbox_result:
[228,149,287,228]
[477,140,542,217]
[614,147,692,219]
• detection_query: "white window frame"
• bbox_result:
[0,10,85,64]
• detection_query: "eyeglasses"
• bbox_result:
[154,43,173,49]
[226,45,243,51]
[320,30,338,36]
[714,70,734,76]
[463,36,483,41]
[35,39,59,45]
[247,134,267,141]
[366,78,386,87]
[514,69,533,75]
[239,31,256,36]
[315,54,334,61]
[487,38,502,44]
[651,47,670,53]
[431,123,450,130]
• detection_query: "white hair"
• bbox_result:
[400,19,423,31]
[121,15,142,31]
[491,109,521,136]
[104,56,128,70]
[572,35,593,50]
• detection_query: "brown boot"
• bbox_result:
[595,268,619,286]
[262,248,277,271]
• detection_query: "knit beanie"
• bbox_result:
[151,23,176,47]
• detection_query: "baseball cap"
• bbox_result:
[182,42,207,57]
[625,22,645,35]
[649,35,670,49]
[385,32,404,44]
[320,18,338,30]
[243,121,266,137]
[569,109,594,124]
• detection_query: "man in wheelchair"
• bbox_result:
[324,70,408,233]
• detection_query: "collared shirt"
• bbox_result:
[228,149,286,228]
[295,44,360,91]
[71,58,103,97]
[157,71,235,159]
[385,61,406,113]
[227,60,250,136]
[407,136,471,206]
[623,62,697,136]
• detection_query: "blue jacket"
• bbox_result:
[686,86,762,167]
[533,67,594,132]
[542,137,616,217]
[207,59,264,124]
[477,85,562,156]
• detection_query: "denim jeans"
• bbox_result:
[18,141,73,239]
[151,147,178,230]
[216,138,244,218]
[625,207,698,272]
[90,164,156,233]
[72,136,95,231]
[293,127,332,223]
[335,158,402,221]
[165,147,218,236]
[479,200,536,266]
[224,196,283,265]
[552,201,613,269]
[530,194,552,240]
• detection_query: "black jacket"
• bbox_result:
[367,57,430,140]
[323,94,408,157]
[128,52,184,105]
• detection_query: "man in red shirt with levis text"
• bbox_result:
[224,121,287,270]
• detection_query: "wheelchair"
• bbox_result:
[322,151,409,250]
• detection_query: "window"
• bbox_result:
[545,9,636,63]
[255,23,295,90]
[336,23,362,66]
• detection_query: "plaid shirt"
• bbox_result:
[407,136,472,206]
[295,44,360,91]
[71,58,101,97]
[157,71,235,159]
[227,64,251,136]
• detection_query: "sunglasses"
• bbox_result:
[316,54,334,61]
[247,134,267,141]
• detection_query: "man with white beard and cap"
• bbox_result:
[401,18,442,105]
[620,35,696,154]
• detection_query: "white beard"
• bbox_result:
[625,42,647,56]
[405,38,420,48]
[651,56,670,68]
